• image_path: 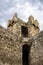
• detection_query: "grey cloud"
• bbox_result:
[40,0,43,4]
[0,0,43,30]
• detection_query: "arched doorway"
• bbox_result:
[22,44,30,65]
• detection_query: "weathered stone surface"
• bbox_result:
[0,14,43,65]
[28,15,34,24]
[0,26,32,65]
[12,13,18,22]
[30,31,43,65]
[34,20,39,28]
[7,14,40,37]
[28,16,40,36]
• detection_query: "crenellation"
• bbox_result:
[7,14,40,37]
[0,13,43,65]
[28,15,34,24]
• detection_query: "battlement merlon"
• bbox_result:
[7,14,40,37]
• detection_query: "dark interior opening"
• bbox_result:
[21,26,28,37]
[22,44,30,65]
[33,24,39,29]
[33,24,35,27]
[12,20,14,25]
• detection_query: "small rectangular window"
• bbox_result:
[21,26,28,37]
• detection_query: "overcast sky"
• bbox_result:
[0,0,43,30]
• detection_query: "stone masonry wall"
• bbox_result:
[0,26,32,65]
[0,26,43,65]
[7,14,40,37]
[0,14,42,65]
[30,31,43,65]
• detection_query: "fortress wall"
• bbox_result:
[0,26,32,65]
[0,14,42,65]
[30,31,43,65]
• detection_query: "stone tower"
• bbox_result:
[7,14,40,38]
[0,13,43,65]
